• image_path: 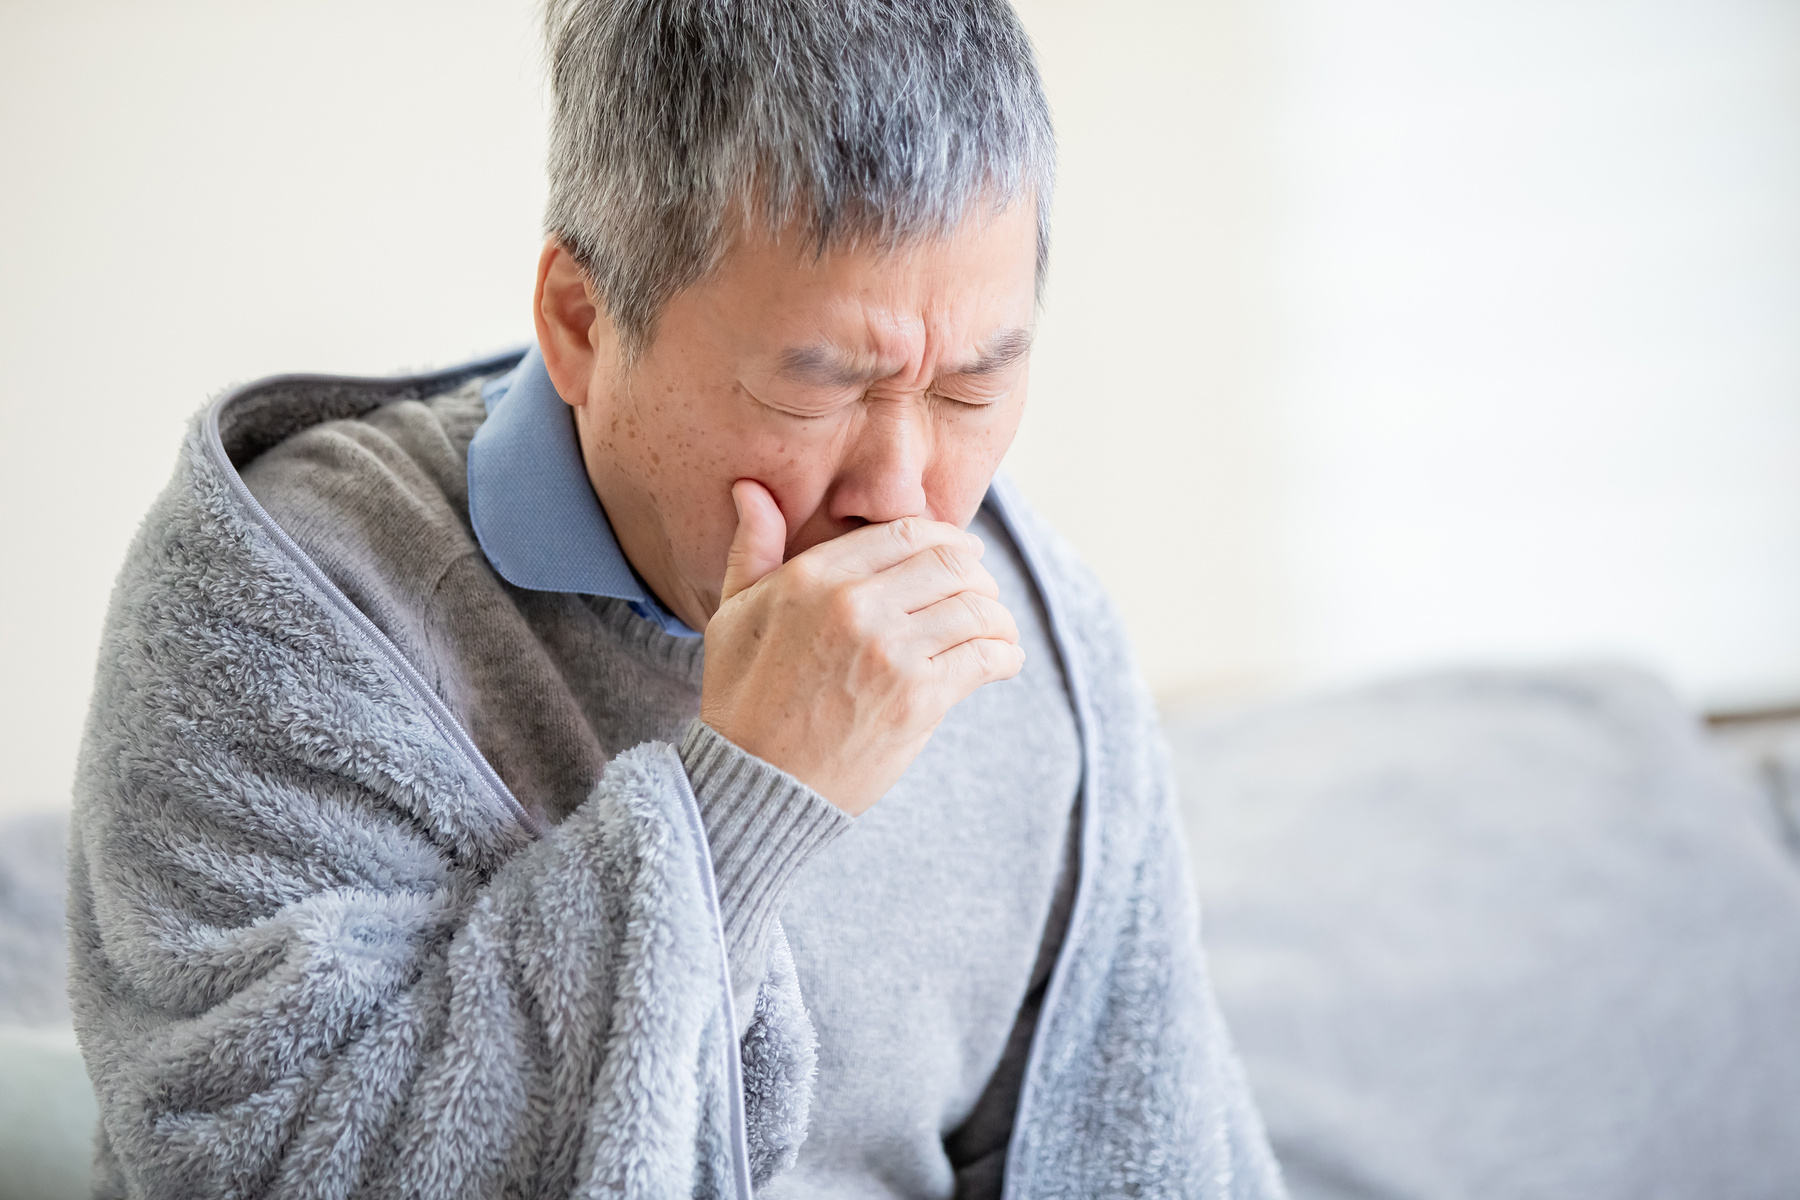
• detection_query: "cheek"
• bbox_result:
[645,398,847,572]
[624,380,738,486]
[927,403,1024,522]
[605,388,733,551]
[731,417,853,503]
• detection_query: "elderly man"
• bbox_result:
[68,2,1281,1197]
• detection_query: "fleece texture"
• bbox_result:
[67,353,1283,1199]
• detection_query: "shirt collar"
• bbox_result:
[467,346,699,637]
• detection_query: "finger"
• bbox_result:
[871,543,1000,615]
[905,591,1019,660]
[721,479,788,602]
[928,636,1026,703]
[802,514,981,580]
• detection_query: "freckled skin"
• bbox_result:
[534,203,1039,635]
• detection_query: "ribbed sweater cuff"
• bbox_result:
[679,718,850,1003]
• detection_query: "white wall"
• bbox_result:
[2,0,1797,817]
[1009,0,1291,702]
[0,1,549,816]
[1264,0,1800,710]
[1014,0,1800,710]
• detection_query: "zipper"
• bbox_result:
[204,353,545,840]
[669,751,758,1199]
[204,355,755,1197]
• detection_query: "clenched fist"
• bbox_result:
[700,480,1024,815]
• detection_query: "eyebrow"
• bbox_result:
[775,345,878,389]
[775,326,1035,388]
[950,327,1035,377]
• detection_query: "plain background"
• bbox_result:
[2,0,1797,818]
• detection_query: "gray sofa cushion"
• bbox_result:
[0,810,70,1026]
[1171,666,1800,1200]
[0,810,93,1200]
[0,1025,96,1200]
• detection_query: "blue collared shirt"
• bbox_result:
[467,347,700,638]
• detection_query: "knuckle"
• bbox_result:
[785,554,823,590]
[980,637,1022,677]
[996,604,1020,642]
[858,636,899,679]
[930,542,970,580]
[827,582,867,630]
[963,592,1012,636]
[958,639,999,681]
[887,516,927,552]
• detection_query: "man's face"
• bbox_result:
[537,200,1040,633]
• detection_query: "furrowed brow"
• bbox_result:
[949,327,1034,377]
[775,326,1034,387]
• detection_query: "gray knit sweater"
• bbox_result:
[67,352,1284,1199]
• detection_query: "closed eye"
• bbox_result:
[929,389,1002,409]
[741,381,859,420]
[929,368,1022,407]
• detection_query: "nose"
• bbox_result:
[828,400,930,526]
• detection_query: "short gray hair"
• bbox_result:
[542,0,1055,358]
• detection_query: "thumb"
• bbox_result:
[721,479,787,602]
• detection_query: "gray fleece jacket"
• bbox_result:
[67,351,1284,1199]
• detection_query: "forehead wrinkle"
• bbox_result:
[775,315,1029,390]
[776,310,919,387]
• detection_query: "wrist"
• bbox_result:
[679,718,851,1000]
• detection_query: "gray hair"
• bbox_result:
[542,0,1055,358]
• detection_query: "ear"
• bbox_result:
[533,238,618,409]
